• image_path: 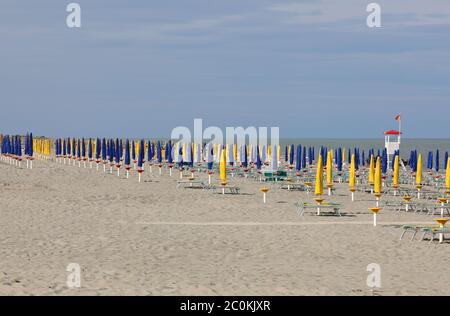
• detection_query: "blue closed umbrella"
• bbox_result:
[243,145,248,168]
[427,151,433,170]
[256,146,261,170]
[285,146,288,163]
[88,139,92,160]
[101,138,107,161]
[295,145,301,171]
[157,141,162,163]
[131,141,136,162]
[436,150,440,172]
[289,144,294,165]
[124,139,131,166]
[337,148,342,172]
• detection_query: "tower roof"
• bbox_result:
[384,130,402,135]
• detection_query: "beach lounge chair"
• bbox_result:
[206,185,240,194]
[176,179,205,189]
[400,225,450,242]
[295,201,343,216]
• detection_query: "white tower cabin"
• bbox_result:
[384,130,401,169]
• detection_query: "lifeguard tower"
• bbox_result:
[384,130,401,167]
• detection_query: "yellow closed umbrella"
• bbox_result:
[369,155,375,185]
[374,156,382,195]
[342,148,346,165]
[416,153,423,186]
[374,156,382,207]
[277,145,280,162]
[326,150,333,195]
[220,147,227,182]
[393,155,400,195]
[349,154,356,189]
[315,154,324,196]
[349,154,356,201]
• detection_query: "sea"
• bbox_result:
[279,138,450,167]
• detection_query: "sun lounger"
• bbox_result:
[295,201,343,216]
[176,179,206,189]
[206,185,241,194]
[400,225,450,242]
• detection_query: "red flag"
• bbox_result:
[395,114,401,121]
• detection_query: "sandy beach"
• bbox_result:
[1,159,449,296]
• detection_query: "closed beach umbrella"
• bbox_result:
[445,157,450,190]
[416,153,423,185]
[256,146,262,170]
[125,139,131,166]
[115,141,121,164]
[219,147,227,182]
[67,138,71,158]
[207,144,213,170]
[295,145,301,171]
[374,157,382,195]
[302,146,307,169]
[436,150,440,173]
[427,151,433,170]
[167,141,173,164]
[101,138,107,161]
[369,155,375,185]
[157,141,162,163]
[337,148,343,172]
[393,154,400,189]
[381,149,387,174]
[326,150,333,188]
[95,138,101,161]
[285,146,288,163]
[242,145,248,168]
[349,154,356,189]
[314,154,323,196]
[81,138,86,160]
[132,141,136,163]
[289,144,294,165]
[88,139,92,161]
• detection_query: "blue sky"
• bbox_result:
[1,0,450,138]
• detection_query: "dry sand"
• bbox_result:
[0,159,449,295]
